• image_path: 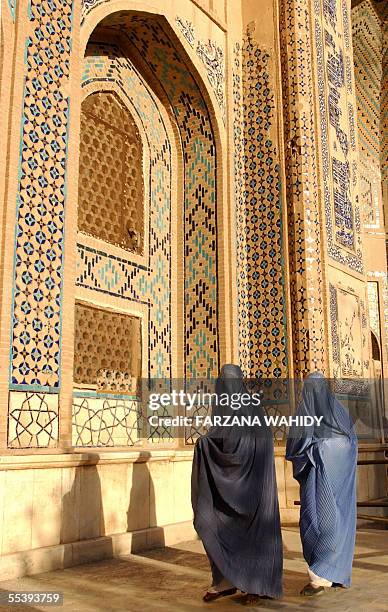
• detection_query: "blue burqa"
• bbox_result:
[191,365,283,598]
[286,373,358,587]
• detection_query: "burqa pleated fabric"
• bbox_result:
[191,364,283,598]
[286,372,358,587]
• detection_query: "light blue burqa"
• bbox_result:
[286,373,358,587]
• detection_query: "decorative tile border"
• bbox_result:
[196,39,226,122]
[314,0,363,271]
[124,15,220,379]
[280,0,327,375]
[7,0,17,20]
[175,16,195,47]
[9,0,74,389]
[352,1,383,165]
[176,15,226,122]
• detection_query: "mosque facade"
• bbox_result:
[0,0,387,577]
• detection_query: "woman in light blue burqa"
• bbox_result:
[286,372,357,596]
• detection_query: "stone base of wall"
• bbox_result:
[0,445,386,579]
[0,521,197,581]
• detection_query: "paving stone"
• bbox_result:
[0,528,387,611]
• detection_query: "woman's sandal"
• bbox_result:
[300,584,325,596]
[203,588,237,602]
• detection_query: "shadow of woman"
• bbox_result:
[60,455,112,565]
[127,452,165,552]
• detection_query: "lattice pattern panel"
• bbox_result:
[233,40,288,379]
[80,42,172,380]
[74,303,141,392]
[8,392,59,448]
[72,395,141,446]
[314,0,363,270]
[279,0,327,375]
[9,0,73,389]
[78,92,144,253]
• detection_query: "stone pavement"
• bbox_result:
[0,528,387,611]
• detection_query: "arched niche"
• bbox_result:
[73,11,224,398]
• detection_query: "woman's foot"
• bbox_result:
[203,587,237,602]
[300,583,325,596]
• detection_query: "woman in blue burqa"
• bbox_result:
[286,372,358,596]
[191,364,283,604]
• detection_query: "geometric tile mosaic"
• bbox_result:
[76,243,145,303]
[9,0,73,389]
[8,391,59,448]
[72,395,141,447]
[233,39,288,379]
[232,33,293,439]
[352,1,383,167]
